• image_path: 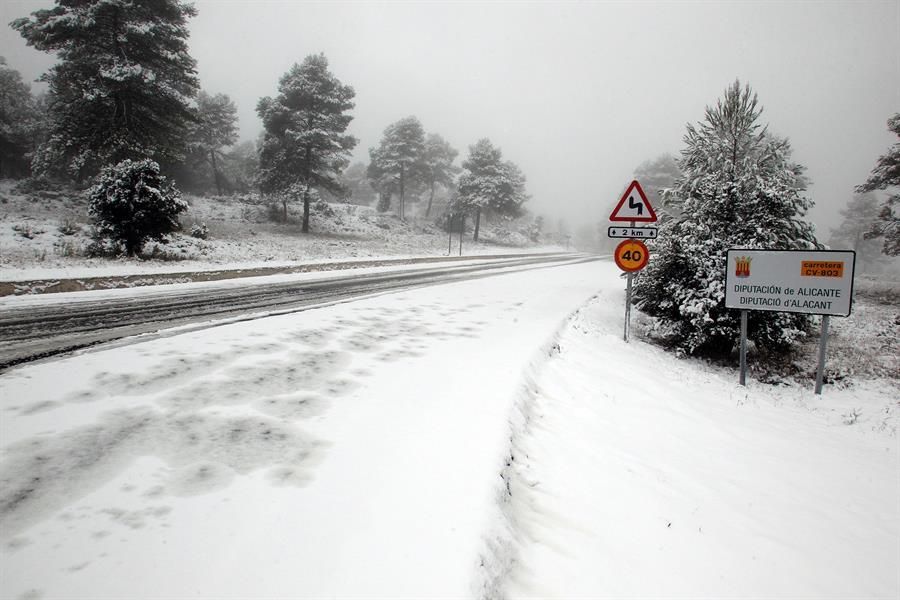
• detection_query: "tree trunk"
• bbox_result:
[426,181,435,217]
[210,150,222,195]
[399,168,405,221]
[302,187,310,233]
[473,208,481,242]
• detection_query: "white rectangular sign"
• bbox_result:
[607,226,658,239]
[725,249,856,317]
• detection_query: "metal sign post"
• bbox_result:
[814,316,830,395]
[613,231,649,343]
[624,272,633,342]
[739,310,748,386]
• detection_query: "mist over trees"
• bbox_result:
[856,113,899,256]
[421,134,459,217]
[188,91,239,195]
[828,193,887,273]
[633,153,682,220]
[634,81,819,358]
[257,53,357,232]
[11,0,200,181]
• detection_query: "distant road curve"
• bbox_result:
[0,253,602,371]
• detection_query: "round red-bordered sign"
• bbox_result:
[614,239,650,272]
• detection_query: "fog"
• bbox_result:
[2,1,898,235]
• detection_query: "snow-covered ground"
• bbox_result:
[485,276,899,598]
[1,260,897,599]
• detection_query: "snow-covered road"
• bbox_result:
[0,258,606,599]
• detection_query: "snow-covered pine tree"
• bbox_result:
[367,117,426,220]
[633,81,818,358]
[456,139,528,241]
[12,0,200,180]
[88,159,187,256]
[256,54,357,232]
[856,113,899,256]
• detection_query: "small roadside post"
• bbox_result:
[725,249,856,394]
[609,180,657,342]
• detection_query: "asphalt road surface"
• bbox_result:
[0,253,600,370]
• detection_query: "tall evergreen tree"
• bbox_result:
[633,81,818,357]
[856,113,899,256]
[190,91,239,195]
[456,138,528,241]
[257,54,357,232]
[367,116,426,220]
[421,133,459,217]
[11,0,200,180]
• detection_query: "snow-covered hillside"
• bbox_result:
[0,180,547,282]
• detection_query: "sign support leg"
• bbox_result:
[739,309,748,386]
[623,273,633,342]
[458,214,463,257]
[814,316,830,395]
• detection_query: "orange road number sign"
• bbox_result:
[801,260,844,278]
[614,239,649,272]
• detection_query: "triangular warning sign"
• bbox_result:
[609,180,657,223]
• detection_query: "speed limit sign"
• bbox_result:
[614,239,649,272]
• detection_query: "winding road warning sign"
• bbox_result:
[609,180,657,223]
[614,239,650,272]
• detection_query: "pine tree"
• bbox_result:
[828,194,886,273]
[257,54,357,232]
[190,91,238,195]
[421,133,459,217]
[856,113,899,256]
[367,116,426,220]
[633,81,819,357]
[456,138,528,241]
[0,58,44,178]
[11,0,200,180]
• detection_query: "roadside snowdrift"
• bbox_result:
[484,279,898,598]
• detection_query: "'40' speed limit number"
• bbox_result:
[614,239,650,272]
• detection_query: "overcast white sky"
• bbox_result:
[2,1,898,234]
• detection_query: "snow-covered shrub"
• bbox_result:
[190,223,209,239]
[314,196,335,218]
[88,159,187,256]
[58,219,79,235]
